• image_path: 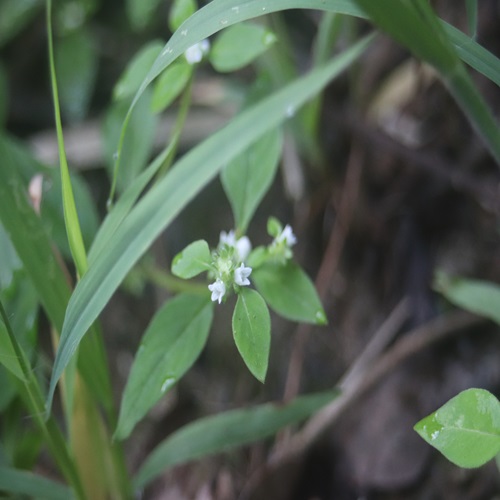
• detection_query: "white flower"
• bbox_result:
[276,224,297,247]
[208,279,226,304]
[234,263,252,286]
[219,230,251,261]
[184,39,210,65]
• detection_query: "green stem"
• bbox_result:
[155,72,195,179]
[0,301,87,500]
[142,262,207,295]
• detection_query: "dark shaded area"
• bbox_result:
[2,0,500,499]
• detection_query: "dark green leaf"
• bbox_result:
[116,294,212,440]
[415,388,500,468]
[134,390,339,488]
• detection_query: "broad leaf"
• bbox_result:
[252,261,327,325]
[113,41,164,101]
[169,0,197,32]
[126,0,163,31]
[151,60,192,113]
[221,128,283,234]
[171,240,212,279]
[47,36,372,411]
[415,388,500,468]
[232,288,270,382]
[134,390,339,488]
[116,294,212,440]
[434,272,500,325]
[210,22,276,72]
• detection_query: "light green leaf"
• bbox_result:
[46,36,372,412]
[252,261,327,325]
[126,0,163,32]
[113,41,164,101]
[210,22,277,72]
[134,390,339,488]
[415,388,500,468]
[232,288,270,382]
[221,128,282,234]
[115,294,212,440]
[55,27,98,122]
[171,240,212,279]
[0,466,74,500]
[169,0,197,32]
[434,272,500,325]
[151,60,192,113]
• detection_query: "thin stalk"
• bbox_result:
[0,301,86,500]
[155,72,195,179]
[142,262,207,295]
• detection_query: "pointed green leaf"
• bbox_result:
[221,128,282,233]
[151,60,192,113]
[134,390,339,488]
[171,240,212,279]
[0,466,73,500]
[434,272,500,326]
[116,294,212,440]
[169,0,197,32]
[232,288,270,382]
[210,22,276,72]
[253,261,327,325]
[113,41,164,101]
[47,36,372,412]
[415,388,500,468]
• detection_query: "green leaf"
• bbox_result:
[434,272,500,325]
[210,22,277,72]
[47,36,372,412]
[414,388,500,468]
[151,60,192,113]
[171,240,212,279]
[126,0,163,31]
[103,90,158,193]
[232,288,270,382]
[169,0,197,32]
[113,41,164,101]
[253,261,327,325]
[134,390,339,488]
[115,294,212,440]
[0,466,74,500]
[221,128,283,233]
[55,27,98,122]
[0,0,43,47]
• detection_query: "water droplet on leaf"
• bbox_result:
[161,376,176,393]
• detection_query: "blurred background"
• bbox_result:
[1,0,500,498]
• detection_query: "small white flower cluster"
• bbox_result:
[270,224,297,261]
[184,39,210,65]
[208,230,252,304]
